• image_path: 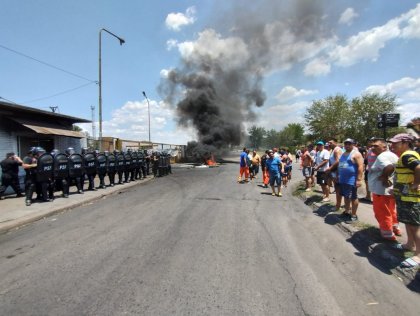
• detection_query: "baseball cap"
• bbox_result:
[343,138,356,144]
[316,141,324,146]
[388,133,415,143]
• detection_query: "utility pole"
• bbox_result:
[91,105,96,140]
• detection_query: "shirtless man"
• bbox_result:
[301,145,314,191]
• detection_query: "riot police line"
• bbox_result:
[22,147,172,206]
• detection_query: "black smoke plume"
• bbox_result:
[159,0,332,157]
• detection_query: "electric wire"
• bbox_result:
[22,82,96,104]
[0,44,97,83]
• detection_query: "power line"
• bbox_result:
[0,96,18,104]
[0,43,97,83]
[22,82,96,104]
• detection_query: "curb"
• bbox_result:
[0,177,153,236]
[294,182,420,289]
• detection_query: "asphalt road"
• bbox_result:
[0,162,419,315]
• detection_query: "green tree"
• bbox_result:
[349,93,398,143]
[304,94,350,141]
[263,129,281,149]
[248,125,266,149]
[278,123,305,148]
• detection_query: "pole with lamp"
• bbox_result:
[142,91,151,143]
[98,28,125,151]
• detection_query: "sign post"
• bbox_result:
[377,113,400,139]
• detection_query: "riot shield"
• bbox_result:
[36,153,54,182]
[53,153,69,179]
[96,153,107,175]
[83,153,96,175]
[68,153,84,178]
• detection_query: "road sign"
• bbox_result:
[377,113,400,128]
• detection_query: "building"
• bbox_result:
[0,101,90,189]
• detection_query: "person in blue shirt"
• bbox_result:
[237,147,250,183]
[266,150,284,196]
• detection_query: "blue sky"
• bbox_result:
[1,0,419,145]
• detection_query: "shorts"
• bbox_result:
[316,171,327,185]
[283,166,292,176]
[396,199,420,226]
[339,183,358,200]
[269,173,281,186]
[302,166,312,178]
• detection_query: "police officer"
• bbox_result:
[152,151,159,177]
[66,147,84,194]
[51,149,70,198]
[82,148,97,191]
[145,150,151,176]
[114,150,124,185]
[105,151,116,187]
[33,147,54,202]
[0,152,23,200]
[95,150,107,189]
[123,150,132,183]
[22,148,37,206]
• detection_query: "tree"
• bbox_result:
[278,123,305,148]
[304,92,401,144]
[349,93,398,143]
[247,125,266,149]
[304,94,350,141]
[263,129,280,149]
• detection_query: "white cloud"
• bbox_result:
[276,86,318,102]
[304,58,331,76]
[339,8,359,25]
[166,39,178,50]
[305,4,420,76]
[364,77,420,124]
[77,99,194,144]
[165,6,196,31]
[257,101,310,130]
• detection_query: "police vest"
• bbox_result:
[394,150,420,203]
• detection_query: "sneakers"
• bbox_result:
[345,215,358,224]
[25,200,31,206]
[393,227,402,236]
[278,192,283,197]
[304,188,311,192]
[339,211,351,219]
[272,193,276,196]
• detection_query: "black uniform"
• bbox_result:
[0,155,23,199]
[23,154,37,206]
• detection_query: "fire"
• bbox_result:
[206,154,217,166]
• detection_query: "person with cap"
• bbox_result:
[389,133,420,268]
[337,138,364,223]
[0,152,24,200]
[314,141,331,202]
[368,138,400,241]
[266,150,284,197]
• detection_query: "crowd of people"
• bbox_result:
[0,147,172,206]
[238,133,420,269]
[237,147,294,197]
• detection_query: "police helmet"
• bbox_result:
[113,150,120,155]
[104,150,110,157]
[51,149,60,156]
[65,147,75,156]
[81,147,88,155]
[34,147,46,156]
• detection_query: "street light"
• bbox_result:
[142,91,151,142]
[98,28,125,151]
